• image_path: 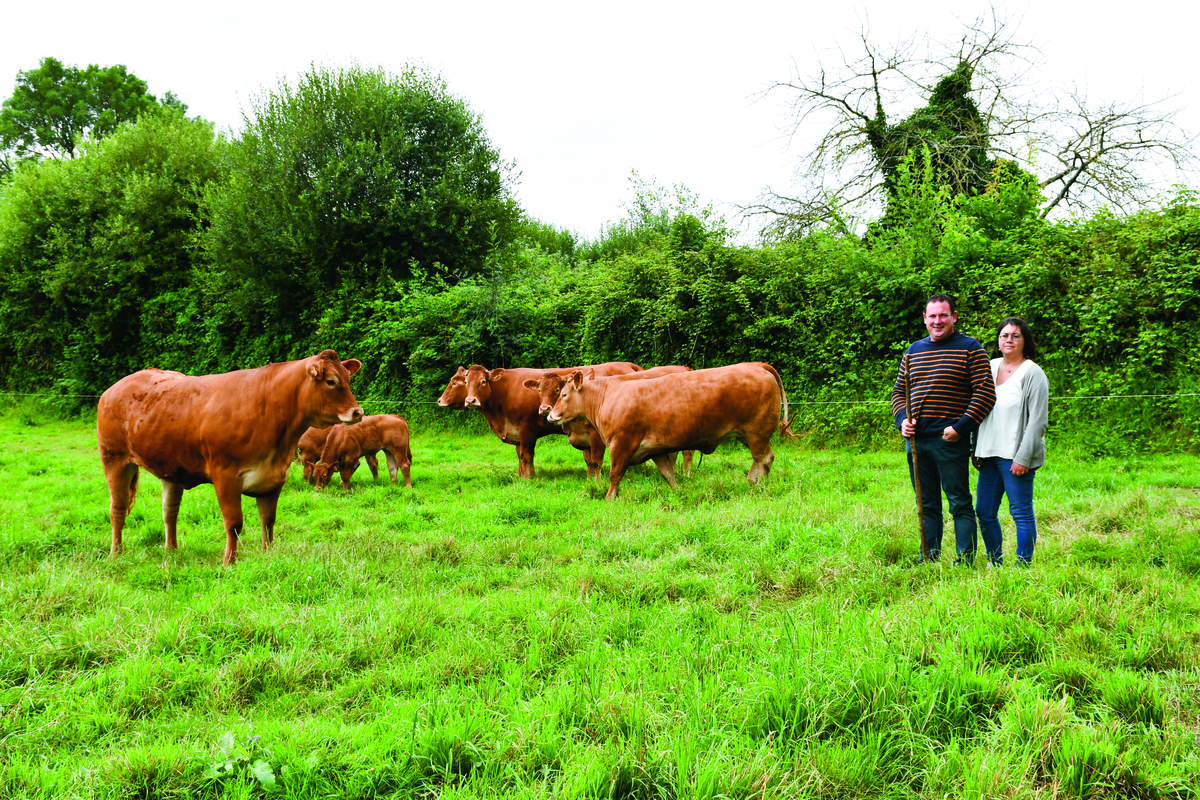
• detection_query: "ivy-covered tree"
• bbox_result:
[0,57,181,166]
[752,11,1195,236]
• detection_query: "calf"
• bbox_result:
[97,350,363,564]
[297,426,378,485]
[312,414,413,490]
[547,362,788,500]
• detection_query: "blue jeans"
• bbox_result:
[906,436,977,564]
[975,457,1038,565]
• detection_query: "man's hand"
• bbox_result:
[1011,461,1029,476]
[971,456,982,470]
[901,418,916,438]
[942,426,960,442]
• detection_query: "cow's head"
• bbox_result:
[464,365,503,409]
[522,371,569,416]
[301,349,364,426]
[311,461,335,490]
[546,368,594,424]
[437,366,469,409]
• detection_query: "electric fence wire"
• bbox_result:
[4,391,1196,409]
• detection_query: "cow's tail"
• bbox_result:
[760,362,797,440]
[128,467,140,509]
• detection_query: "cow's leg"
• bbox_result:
[605,441,632,500]
[517,431,537,479]
[651,453,679,488]
[365,451,380,481]
[383,449,399,484]
[682,450,695,477]
[256,489,281,551]
[302,461,315,485]
[587,428,606,479]
[400,447,413,489]
[340,459,360,491]
[104,462,138,556]
[212,479,245,566]
[161,481,184,551]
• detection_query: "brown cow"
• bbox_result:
[97,350,364,565]
[546,362,788,500]
[522,365,696,478]
[297,426,378,485]
[312,414,413,490]
[448,361,642,478]
[436,366,469,410]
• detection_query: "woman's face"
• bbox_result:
[998,324,1025,359]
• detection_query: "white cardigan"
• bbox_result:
[974,359,1049,469]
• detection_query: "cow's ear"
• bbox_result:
[342,359,362,377]
[570,370,584,390]
[454,366,467,378]
[489,368,505,381]
[584,368,596,381]
[522,379,540,391]
[307,358,322,379]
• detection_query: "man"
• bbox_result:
[891,294,996,564]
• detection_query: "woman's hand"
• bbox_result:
[1011,461,1029,476]
[971,457,983,470]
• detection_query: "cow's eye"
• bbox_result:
[326,378,336,388]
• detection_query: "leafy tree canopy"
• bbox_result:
[198,63,520,358]
[0,57,181,166]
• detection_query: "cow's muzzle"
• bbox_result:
[339,406,364,423]
[546,411,562,424]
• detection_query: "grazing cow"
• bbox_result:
[297,426,379,485]
[447,362,642,478]
[97,350,364,565]
[546,362,789,500]
[522,365,696,478]
[312,414,413,490]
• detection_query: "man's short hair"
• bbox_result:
[927,293,956,313]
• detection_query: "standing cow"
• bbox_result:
[522,365,697,478]
[312,414,413,490]
[438,362,642,478]
[97,350,364,565]
[297,426,380,485]
[546,362,789,500]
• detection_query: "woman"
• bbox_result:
[973,317,1049,565]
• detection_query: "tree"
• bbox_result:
[0,107,222,396]
[197,63,520,364]
[0,57,175,165]
[752,12,1196,236]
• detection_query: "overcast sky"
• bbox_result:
[2,0,1196,240]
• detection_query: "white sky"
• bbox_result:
[2,0,1196,241]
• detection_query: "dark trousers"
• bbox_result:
[905,436,977,564]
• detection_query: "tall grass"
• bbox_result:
[0,408,1197,798]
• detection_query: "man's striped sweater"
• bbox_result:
[890,331,996,439]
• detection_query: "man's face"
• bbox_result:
[924,301,957,342]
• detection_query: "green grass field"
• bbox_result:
[1,408,1198,799]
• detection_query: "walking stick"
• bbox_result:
[904,353,927,561]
